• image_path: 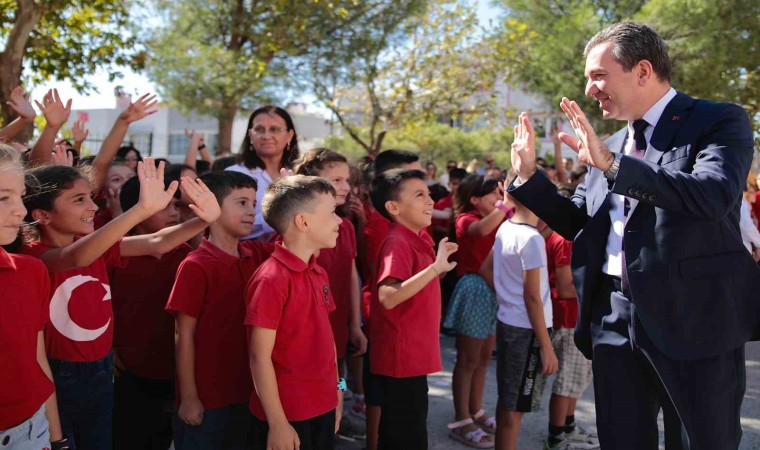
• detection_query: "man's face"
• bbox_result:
[584,42,642,120]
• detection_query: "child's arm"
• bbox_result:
[120,177,220,257]
[0,86,35,142]
[176,313,204,425]
[28,89,71,167]
[479,250,495,289]
[466,182,510,237]
[36,159,179,272]
[523,267,558,375]
[378,237,458,310]
[36,331,63,441]
[348,264,367,355]
[555,264,577,299]
[249,326,301,449]
[334,343,342,433]
[91,94,158,193]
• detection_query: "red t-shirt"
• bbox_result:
[432,194,453,229]
[370,223,442,377]
[361,205,391,323]
[21,240,127,362]
[245,243,337,422]
[317,218,357,359]
[545,231,578,329]
[454,211,499,277]
[110,244,192,380]
[166,239,273,409]
[0,249,55,430]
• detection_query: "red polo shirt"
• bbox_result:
[110,244,192,380]
[317,218,357,359]
[545,231,578,329]
[166,239,273,409]
[432,194,453,229]
[361,205,391,323]
[246,243,338,422]
[454,211,499,277]
[21,240,126,362]
[370,223,442,378]
[0,249,55,430]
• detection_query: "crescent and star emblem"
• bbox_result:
[49,275,111,342]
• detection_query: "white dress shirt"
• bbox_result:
[740,199,760,253]
[602,87,677,276]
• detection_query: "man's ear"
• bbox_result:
[636,59,654,86]
[31,209,50,225]
[384,200,400,218]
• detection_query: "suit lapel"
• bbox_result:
[645,91,695,164]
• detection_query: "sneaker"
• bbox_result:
[543,433,599,450]
[350,397,366,421]
[565,425,599,448]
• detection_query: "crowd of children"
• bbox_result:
[0,89,613,450]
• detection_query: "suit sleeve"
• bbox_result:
[508,171,589,241]
[613,103,753,220]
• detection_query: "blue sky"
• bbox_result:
[31,0,503,111]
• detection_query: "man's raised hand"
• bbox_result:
[558,98,613,171]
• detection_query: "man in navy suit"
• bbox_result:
[508,22,760,449]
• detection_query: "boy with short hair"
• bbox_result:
[492,191,558,450]
[166,171,273,449]
[369,169,458,449]
[246,175,344,450]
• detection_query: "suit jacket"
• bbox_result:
[509,91,760,361]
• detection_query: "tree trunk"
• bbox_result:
[0,0,43,131]
[217,103,237,156]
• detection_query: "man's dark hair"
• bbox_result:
[370,169,426,221]
[449,167,468,182]
[261,175,336,235]
[585,21,671,82]
[373,149,419,175]
[199,171,258,205]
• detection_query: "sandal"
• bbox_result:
[448,417,494,449]
[472,409,497,435]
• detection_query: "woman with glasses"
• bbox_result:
[116,145,143,171]
[226,106,299,240]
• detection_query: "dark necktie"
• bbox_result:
[622,119,648,293]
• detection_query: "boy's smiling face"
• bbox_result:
[216,187,257,238]
[386,177,434,233]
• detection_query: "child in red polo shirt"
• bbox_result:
[368,169,458,449]
[0,145,66,449]
[109,175,192,450]
[246,175,344,450]
[166,171,273,450]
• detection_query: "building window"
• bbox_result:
[168,134,190,156]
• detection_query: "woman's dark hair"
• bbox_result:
[116,145,142,162]
[295,148,348,176]
[453,174,499,216]
[239,106,299,170]
[211,155,238,172]
[22,166,92,241]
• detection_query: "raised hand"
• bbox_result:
[432,237,458,275]
[50,144,74,167]
[135,157,179,215]
[558,97,613,171]
[71,120,89,143]
[278,167,294,178]
[34,89,72,128]
[118,93,158,124]
[179,177,221,223]
[6,86,35,121]
[510,112,537,181]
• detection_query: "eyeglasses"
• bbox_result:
[250,126,288,136]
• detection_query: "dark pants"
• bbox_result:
[377,375,428,450]
[173,403,253,450]
[251,409,335,450]
[113,371,173,450]
[590,275,745,450]
[49,352,114,450]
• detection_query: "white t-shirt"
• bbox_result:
[225,163,274,240]
[493,220,552,329]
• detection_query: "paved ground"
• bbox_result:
[337,338,760,450]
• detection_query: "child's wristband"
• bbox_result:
[495,200,510,214]
[429,264,440,276]
[337,378,347,391]
[51,438,71,450]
